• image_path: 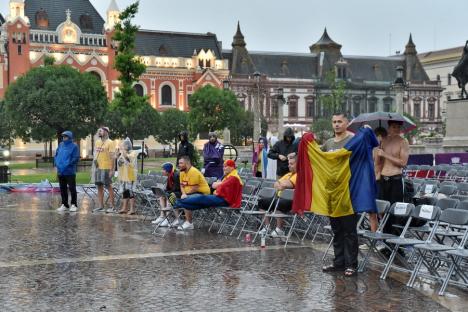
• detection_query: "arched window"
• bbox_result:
[89,71,101,81]
[306,97,315,118]
[161,85,173,105]
[413,97,421,119]
[288,96,298,118]
[134,84,144,97]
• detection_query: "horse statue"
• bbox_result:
[452,40,468,99]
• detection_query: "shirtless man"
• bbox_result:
[374,120,409,234]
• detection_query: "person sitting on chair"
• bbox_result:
[174,159,243,230]
[258,153,297,238]
[152,163,181,227]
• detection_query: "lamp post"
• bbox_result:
[252,71,262,142]
[392,66,407,114]
[222,79,232,144]
[276,88,286,136]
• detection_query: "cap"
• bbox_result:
[224,159,236,169]
[101,127,110,133]
[162,163,173,173]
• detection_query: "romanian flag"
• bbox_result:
[292,128,379,217]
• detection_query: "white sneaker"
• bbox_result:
[106,207,116,213]
[258,227,268,236]
[57,205,68,212]
[170,219,182,228]
[270,228,285,238]
[152,216,165,225]
[178,221,194,230]
[159,219,170,227]
[69,205,78,212]
[359,244,369,250]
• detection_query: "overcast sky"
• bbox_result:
[2,0,467,56]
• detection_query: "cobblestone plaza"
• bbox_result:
[0,193,465,311]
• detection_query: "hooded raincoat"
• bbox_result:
[54,131,80,176]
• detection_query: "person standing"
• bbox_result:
[202,132,224,179]
[92,127,116,213]
[252,137,268,178]
[55,131,80,212]
[321,113,359,277]
[266,136,278,180]
[176,131,195,166]
[117,139,138,215]
[268,128,297,177]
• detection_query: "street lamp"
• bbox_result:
[276,88,286,136]
[392,66,407,114]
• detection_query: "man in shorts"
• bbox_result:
[93,127,116,213]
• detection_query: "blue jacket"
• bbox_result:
[55,131,80,176]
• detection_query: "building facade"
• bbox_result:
[224,26,443,135]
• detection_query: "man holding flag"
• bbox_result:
[293,112,378,277]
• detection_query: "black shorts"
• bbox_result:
[378,175,404,204]
[122,190,135,199]
[259,197,292,214]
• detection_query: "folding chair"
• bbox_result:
[440,180,457,187]
[406,165,419,178]
[380,205,441,280]
[436,198,460,211]
[456,201,468,211]
[456,182,468,195]
[151,187,181,237]
[450,194,468,202]
[418,165,432,179]
[407,209,468,289]
[437,185,457,197]
[358,202,414,273]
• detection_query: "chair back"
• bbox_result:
[456,201,468,211]
[389,202,415,217]
[242,185,256,196]
[439,208,468,225]
[411,205,441,221]
[279,189,295,201]
[436,198,460,210]
[438,185,457,196]
[375,199,391,214]
[257,187,276,201]
[457,182,468,194]
[261,181,276,189]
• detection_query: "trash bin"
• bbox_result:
[0,166,9,183]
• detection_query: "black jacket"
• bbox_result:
[176,131,195,165]
[267,128,297,177]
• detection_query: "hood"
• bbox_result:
[62,131,74,140]
[179,131,189,142]
[283,128,295,142]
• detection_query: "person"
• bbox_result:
[117,139,138,215]
[152,163,181,227]
[258,153,297,237]
[55,131,80,212]
[252,137,268,178]
[375,120,410,234]
[202,132,224,179]
[266,136,278,180]
[92,127,116,213]
[175,159,243,230]
[175,156,211,229]
[268,128,297,177]
[321,112,359,277]
[176,131,195,165]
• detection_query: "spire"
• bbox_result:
[404,33,417,55]
[232,21,246,48]
[107,0,119,12]
[310,27,342,54]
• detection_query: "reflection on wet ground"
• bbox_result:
[0,193,465,311]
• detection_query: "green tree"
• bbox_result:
[189,85,242,133]
[0,101,13,147]
[320,69,347,117]
[110,1,148,136]
[155,108,189,151]
[4,65,108,142]
[311,118,333,144]
[107,102,160,140]
[230,110,268,146]
[403,112,420,144]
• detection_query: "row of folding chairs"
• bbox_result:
[406,164,468,182]
[357,201,468,295]
[409,178,468,197]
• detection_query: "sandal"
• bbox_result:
[344,268,357,277]
[322,264,345,272]
[118,210,128,214]
[127,211,136,215]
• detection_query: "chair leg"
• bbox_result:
[407,250,425,287]
[438,255,458,296]
[321,236,334,262]
[380,245,399,280]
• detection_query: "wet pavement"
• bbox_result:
[0,193,466,311]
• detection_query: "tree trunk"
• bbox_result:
[49,140,52,158]
[174,138,178,155]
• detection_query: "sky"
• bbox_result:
[1,0,467,56]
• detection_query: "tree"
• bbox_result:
[109,1,148,136]
[155,108,189,152]
[189,85,242,133]
[0,101,13,147]
[320,69,347,117]
[4,65,108,143]
[311,118,333,144]
[230,110,268,146]
[107,102,160,140]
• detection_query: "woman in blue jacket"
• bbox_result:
[55,131,80,212]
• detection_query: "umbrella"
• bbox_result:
[348,112,416,134]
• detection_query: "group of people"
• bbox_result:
[54,113,409,278]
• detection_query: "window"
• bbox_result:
[288,98,298,118]
[428,98,436,119]
[413,98,421,118]
[306,97,315,118]
[383,98,393,112]
[17,45,22,55]
[134,84,144,97]
[89,71,101,81]
[353,97,361,116]
[161,85,173,105]
[206,59,211,68]
[80,14,93,32]
[448,74,451,85]
[368,97,377,112]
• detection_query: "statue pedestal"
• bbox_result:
[443,99,468,151]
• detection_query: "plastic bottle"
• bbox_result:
[245,233,251,243]
[260,232,266,248]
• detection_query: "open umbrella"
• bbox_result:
[348,112,416,134]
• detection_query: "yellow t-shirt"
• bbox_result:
[95,139,115,170]
[180,166,210,195]
[257,156,262,173]
[278,172,297,196]
[118,151,137,182]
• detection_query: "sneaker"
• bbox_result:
[57,205,68,212]
[170,219,182,228]
[152,216,165,225]
[270,228,285,238]
[178,221,194,230]
[258,227,268,236]
[106,207,116,214]
[359,244,369,250]
[69,205,78,212]
[93,207,105,213]
[159,219,170,227]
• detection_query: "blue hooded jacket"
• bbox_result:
[55,131,80,176]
